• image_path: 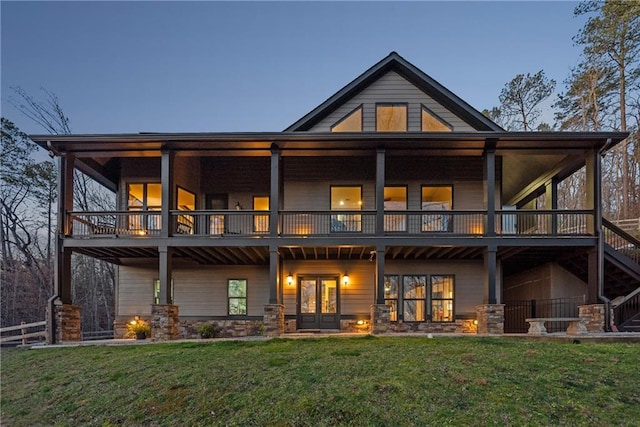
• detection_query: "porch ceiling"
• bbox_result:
[72,244,488,264]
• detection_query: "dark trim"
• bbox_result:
[227,278,248,316]
[375,103,409,132]
[420,104,453,131]
[330,104,363,132]
[429,274,455,322]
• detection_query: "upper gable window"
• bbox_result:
[376,104,407,132]
[331,106,362,132]
[421,105,452,132]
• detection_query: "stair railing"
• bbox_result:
[612,287,640,330]
[602,218,640,264]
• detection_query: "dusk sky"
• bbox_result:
[2,1,587,136]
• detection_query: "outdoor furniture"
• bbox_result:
[524,317,588,336]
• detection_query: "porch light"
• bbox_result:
[287,273,294,286]
[343,273,350,286]
[356,320,365,326]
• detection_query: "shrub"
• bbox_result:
[197,323,216,339]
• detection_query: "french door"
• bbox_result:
[297,275,340,329]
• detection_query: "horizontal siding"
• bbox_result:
[117,265,269,317]
[119,260,484,319]
[308,71,477,132]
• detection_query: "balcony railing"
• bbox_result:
[70,211,161,237]
[495,210,593,236]
[67,210,595,239]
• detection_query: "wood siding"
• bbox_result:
[118,260,483,319]
[307,71,477,132]
[117,265,269,317]
[284,156,487,210]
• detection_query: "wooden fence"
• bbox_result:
[0,321,47,345]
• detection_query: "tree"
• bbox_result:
[571,1,640,219]
[7,87,117,332]
[1,118,56,325]
[496,70,556,131]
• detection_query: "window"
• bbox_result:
[421,185,453,232]
[421,105,453,132]
[330,186,362,232]
[431,275,454,322]
[403,275,426,321]
[384,186,407,232]
[376,104,407,132]
[384,275,399,321]
[127,183,162,233]
[176,187,196,234]
[207,194,227,235]
[153,279,174,304]
[228,279,247,315]
[253,196,269,233]
[331,105,362,132]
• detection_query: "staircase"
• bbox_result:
[559,218,640,331]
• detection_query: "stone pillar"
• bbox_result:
[151,304,180,341]
[263,304,284,337]
[370,304,390,335]
[475,304,505,334]
[579,304,608,333]
[113,318,130,339]
[47,302,81,343]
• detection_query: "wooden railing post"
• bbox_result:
[21,321,27,345]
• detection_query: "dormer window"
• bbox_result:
[331,105,362,132]
[376,103,407,132]
[421,105,452,132]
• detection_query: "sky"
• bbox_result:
[1,1,588,136]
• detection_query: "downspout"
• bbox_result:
[597,139,612,331]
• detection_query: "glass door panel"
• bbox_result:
[300,280,317,314]
[321,279,337,314]
[297,276,340,329]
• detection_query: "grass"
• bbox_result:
[1,336,639,426]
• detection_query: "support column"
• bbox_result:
[484,245,498,304]
[370,304,390,334]
[545,178,558,234]
[263,304,285,337]
[47,300,81,342]
[158,246,173,304]
[579,304,608,333]
[375,246,386,304]
[484,140,497,237]
[585,150,603,304]
[151,304,180,341]
[270,145,280,237]
[269,245,280,304]
[376,148,385,235]
[475,304,505,334]
[55,154,75,304]
[161,149,174,238]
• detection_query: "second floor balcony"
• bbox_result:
[67,209,595,239]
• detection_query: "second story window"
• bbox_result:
[253,196,269,233]
[331,105,362,132]
[127,183,161,233]
[422,185,453,232]
[376,104,407,132]
[330,186,362,232]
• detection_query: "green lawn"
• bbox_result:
[2,336,639,426]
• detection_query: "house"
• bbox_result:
[32,52,639,342]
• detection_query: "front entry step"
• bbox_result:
[294,329,341,334]
[621,319,640,333]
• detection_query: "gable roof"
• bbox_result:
[285,52,503,132]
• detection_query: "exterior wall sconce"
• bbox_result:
[287,273,294,286]
[356,319,365,326]
[343,273,350,286]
